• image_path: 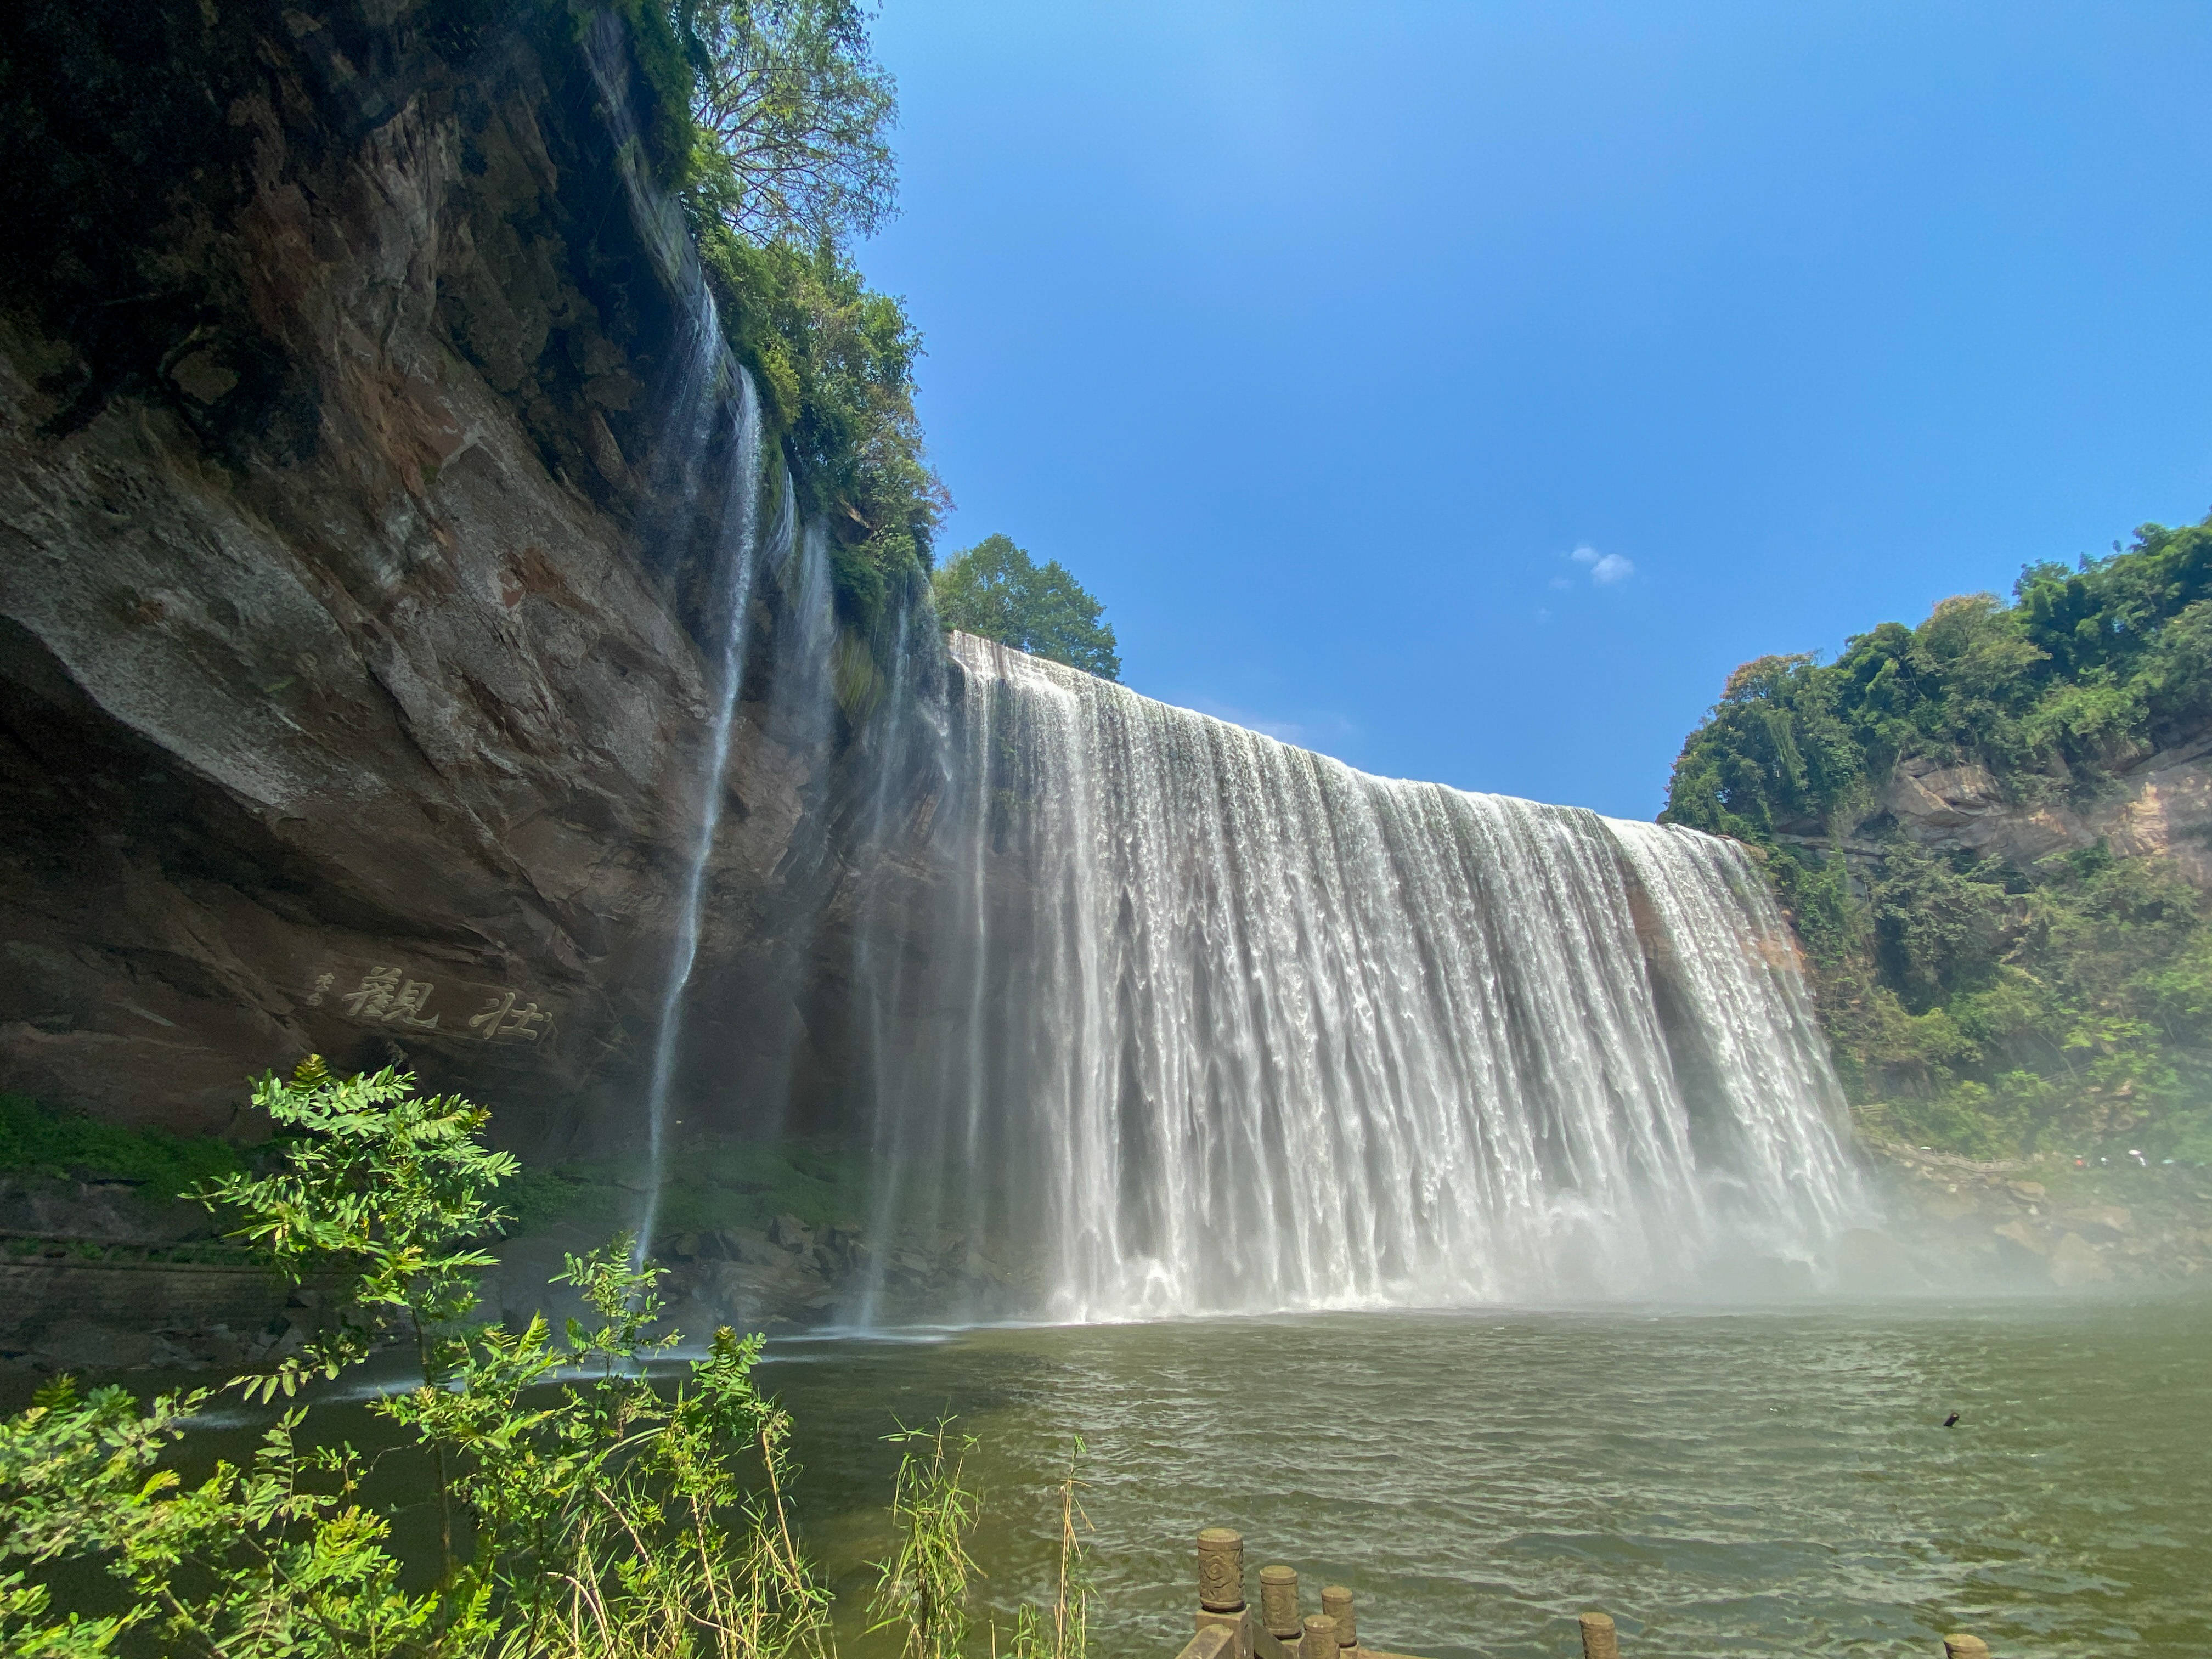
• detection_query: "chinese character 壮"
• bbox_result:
[468,990,548,1043]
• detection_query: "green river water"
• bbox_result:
[12,1296,2208,1655]
[770,1299,2210,1658]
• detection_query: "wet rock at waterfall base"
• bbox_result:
[1861,1146,2212,1290]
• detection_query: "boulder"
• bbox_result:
[768,1214,816,1252]
[2060,1205,2132,1242]
[2047,1231,2113,1288]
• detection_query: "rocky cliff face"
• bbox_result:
[1775,732,2212,895]
[1880,740,2212,881]
[0,0,939,1158]
[1856,1147,2212,1293]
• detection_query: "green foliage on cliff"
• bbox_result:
[702,235,946,625]
[0,1094,242,1198]
[665,0,945,634]
[1665,517,2212,1161]
[932,535,1122,682]
[504,1135,864,1237]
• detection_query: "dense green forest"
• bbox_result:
[1665,517,2212,1161]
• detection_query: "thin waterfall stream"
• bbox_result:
[582,10,836,1266]
[632,369,776,1265]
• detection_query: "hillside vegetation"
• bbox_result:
[1664,517,2212,1161]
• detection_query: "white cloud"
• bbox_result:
[1569,545,1635,585]
[1548,575,1571,590]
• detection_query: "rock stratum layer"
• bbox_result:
[0,0,921,1155]
[1780,737,2212,895]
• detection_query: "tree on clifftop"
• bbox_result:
[679,0,898,250]
[933,534,1122,681]
[671,0,944,630]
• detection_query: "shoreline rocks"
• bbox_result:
[1861,1143,2212,1290]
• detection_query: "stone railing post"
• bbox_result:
[1300,1613,1339,1659]
[1943,1638,1990,1658]
[1579,1612,1620,1659]
[1321,1585,1356,1652]
[1196,1528,1253,1659]
[1259,1565,1302,1649]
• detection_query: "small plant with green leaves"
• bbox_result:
[0,1057,835,1659]
[867,1418,981,1659]
[200,1055,518,1408]
[1008,1439,1092,1659]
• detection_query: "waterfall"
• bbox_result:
[631,366,783,1263]
[860,633,1864,1322]
[582,15,815,1262]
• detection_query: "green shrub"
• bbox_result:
[0,1058,836,1658]
[0,1060,1095,1659]
[0,1094,243,1197]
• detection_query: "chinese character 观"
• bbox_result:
[343,967,401,1020]
[341,966,441,1030]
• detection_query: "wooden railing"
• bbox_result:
[1170,1526,1995,1658]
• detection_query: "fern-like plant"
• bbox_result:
[0,1057,834,1659]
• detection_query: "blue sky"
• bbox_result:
[860,1,2212,820]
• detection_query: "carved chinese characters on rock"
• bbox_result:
[342,966,441,1029]
[311,966,555,1047]
[466,990,549,1044]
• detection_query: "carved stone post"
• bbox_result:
[1579,1612,1620,1659]
[1198,1530,1245,1613]
[1321,1585,1356,1651]
[1259,1565,1302,1645]
[1196,1528,1252,1659]
[1943,1638,1990,1659]
[1300,1613,1338,1659]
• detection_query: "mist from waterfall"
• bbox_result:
[858,633,1865,1323]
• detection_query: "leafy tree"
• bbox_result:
[679,0,898,250]
[667,0,944,636]
[932,535,1121,681]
